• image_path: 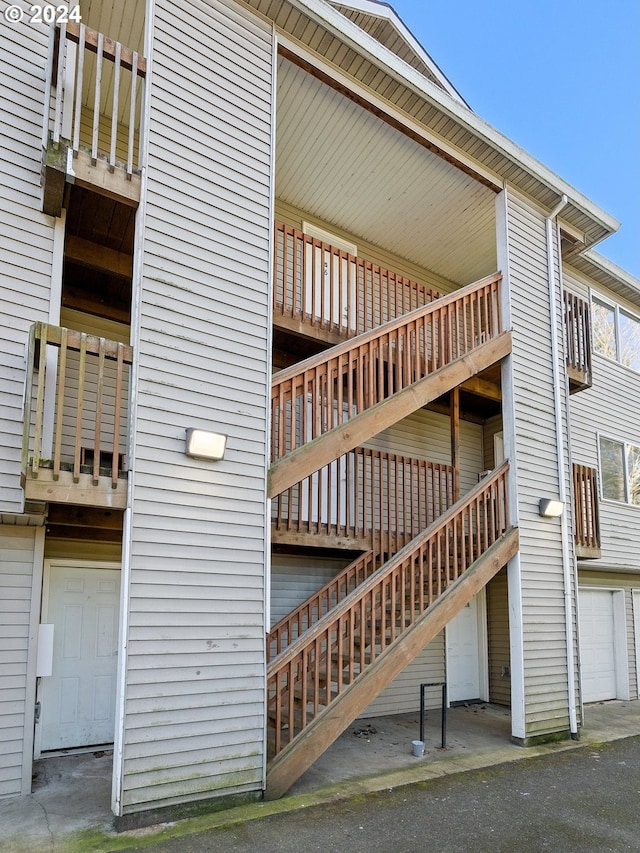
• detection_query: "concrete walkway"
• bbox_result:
[1,700,639,853]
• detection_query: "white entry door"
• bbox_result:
[446,594,486,703]
[40,564,121,751]
[579,589,617,702]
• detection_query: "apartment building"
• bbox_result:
[2,0,638,818]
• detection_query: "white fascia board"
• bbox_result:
[580,250,640,297]
[328,0,468,106]
[288,0,620,236]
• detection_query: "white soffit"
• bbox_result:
[276,57,496,285]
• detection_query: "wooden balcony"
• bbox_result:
[273,223,441,344]
[564,291,592,393]
[42,22,146,216]
[272,448,454,550]
[22,323,131,509]
[573,463,601,559]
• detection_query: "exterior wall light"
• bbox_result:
[185,429,227,461]
[538,498,564,518]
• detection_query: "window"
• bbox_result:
[592,294,640,371]
[599,436,640,506]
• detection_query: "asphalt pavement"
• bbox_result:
[117,736,640,853]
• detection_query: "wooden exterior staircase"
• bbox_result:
[269,272,510,498]
[266,267,515,798]
[266,463,518,798]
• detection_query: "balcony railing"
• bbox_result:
[272,448,454,550]
[573,463,601,559]
[564,291,592,392]
[22,323,132,508]
[42,22,146,214]
[274,223,441,342]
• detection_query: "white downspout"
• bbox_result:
[545,194,579,739]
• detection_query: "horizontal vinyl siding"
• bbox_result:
[0,10,55,511]
[120,0,273,813]
[487,568,510,706]
[363,635,445,717]
[0,526,36,798]
[578,571,639,700]
[270,555,352,628]
[507,189,574,735]
[565,268,640,572]
[363,408,484,495]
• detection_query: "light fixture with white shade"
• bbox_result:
[185,429,227,461]
[538,498,564,518]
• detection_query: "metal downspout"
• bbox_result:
[546,194,579,739]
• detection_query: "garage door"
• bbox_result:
[579,589,617,702]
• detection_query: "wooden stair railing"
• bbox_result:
[269,272,507,497]
[272,448,454,549]
[268,549,382,662]
[266,463,515,796]
[274,222,441,339]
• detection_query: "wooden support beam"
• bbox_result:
[271,527,373,551]
[42,143,68,217]
[460,376,502,401]
[268,332,512,499]
[273,314,350,348]
[65,235,133,278]
[71,150,140,208]
[450,386,460,502]
[25,470,127,510]
[265,526,519,799]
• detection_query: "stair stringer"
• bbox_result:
[265,526,519,800]
[269,331,512,498]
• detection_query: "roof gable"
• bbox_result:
[328,0,467,105]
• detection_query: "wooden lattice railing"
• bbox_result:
[22,322,132,490]
[272,448,454,545]
[271,272,502,465]
[267,462,510,759]
[564,291,592,390]
[273,222,441,338]
[573,463,601,556]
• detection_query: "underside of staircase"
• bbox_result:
[266,270,516,799]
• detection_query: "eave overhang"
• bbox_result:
[567,251,640,308]
[244,0,619,249]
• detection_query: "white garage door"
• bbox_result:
[579,589,617,703]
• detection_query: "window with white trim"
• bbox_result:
[599,435,640,506]
[592,293,640,371]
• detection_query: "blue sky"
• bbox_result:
[389,0,640,278]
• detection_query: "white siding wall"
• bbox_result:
[118,0,274,813]
[1,10,56,511]
[506,189,576,736]
[564,266,640,571]
[0,525,38,798]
